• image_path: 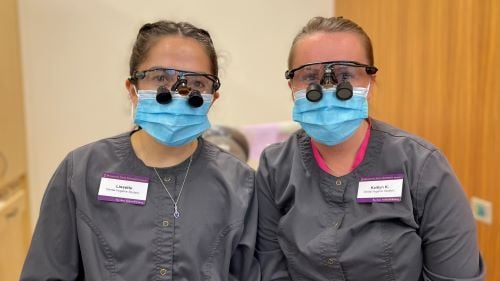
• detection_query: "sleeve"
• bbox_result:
[416,150,485,281]
[229,172,261,281]
[20,153,82,281]
[255,151,291,281]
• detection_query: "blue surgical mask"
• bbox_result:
[134,89,213,146]
[292,86,369,146]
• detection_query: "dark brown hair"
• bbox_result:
[129,20,218,77]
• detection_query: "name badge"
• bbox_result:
[357,174,403,203]
[97,172,149,205]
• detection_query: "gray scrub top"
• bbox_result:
[21,131,260,281]
[256,119,484,281]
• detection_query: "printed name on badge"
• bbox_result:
[97,172,149,205]
[357,174,404,203]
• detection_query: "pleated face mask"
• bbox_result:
[292,86,369,146]
[134,90,213,146]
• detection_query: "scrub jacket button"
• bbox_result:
[162,220,169,227]
[160,268,168,275]
[327,257,336,265]
[335,179,342,186]
[163,176,172,182]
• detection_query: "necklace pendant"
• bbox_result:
[174,205,180,218]
[153,156,192,221]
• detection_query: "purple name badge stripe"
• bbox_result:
[360,173,404,182]
[102,172,149,183]
[98,195,145,205]
[357,197,402,203]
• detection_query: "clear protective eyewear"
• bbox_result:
[285,61,377,101]
[129,67,221,107]
[286,60,378,90]
[130,67,220,94]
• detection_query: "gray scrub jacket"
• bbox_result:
[256,119,484,281]
[21,131,260,281]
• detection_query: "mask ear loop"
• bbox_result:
[130,85,139,122]
[357,80,372,98]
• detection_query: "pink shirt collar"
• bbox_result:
[311,120,371,174]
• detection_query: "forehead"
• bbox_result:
[291,31,368,69]
[140,35,212,74]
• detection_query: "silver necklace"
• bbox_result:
[153,155,193,218]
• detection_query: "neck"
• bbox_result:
[131,130,197,168]
[313,119,369,176]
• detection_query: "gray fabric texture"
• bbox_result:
[21,131,260,281]
[256,119,484,281]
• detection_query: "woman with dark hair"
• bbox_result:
[21,20,260,281]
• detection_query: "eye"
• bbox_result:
[187,76,211,92]
[339,72,353,79]
[302,73,320,82]
[191,79,206,89]
[298,69,321,83]
[151,74,167,82]
[335,67,356,80]
[295,64,324,83]
[147,69,178,83]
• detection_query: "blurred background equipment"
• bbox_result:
[203,125,250,162]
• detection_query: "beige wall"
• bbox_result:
[17,0,333,226]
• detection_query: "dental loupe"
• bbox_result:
[306,68,353,102]
[155,76,204,108]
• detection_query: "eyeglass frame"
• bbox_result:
[128,67,221,93]
[285,60,378,80]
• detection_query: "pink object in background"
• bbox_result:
[240,122,299,168]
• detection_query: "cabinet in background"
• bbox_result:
[0,0,31,279]
[0,176,30,280]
